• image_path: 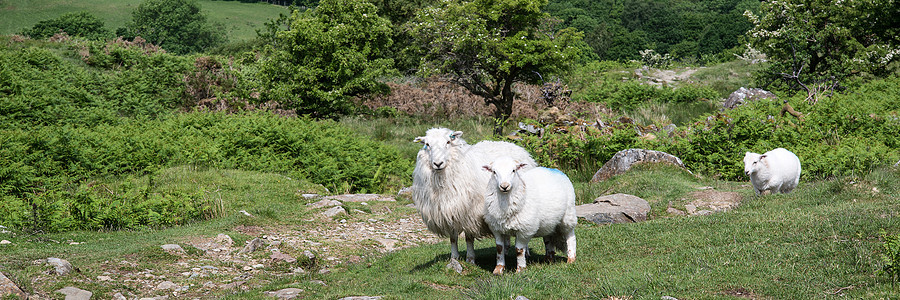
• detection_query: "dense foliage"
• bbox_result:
[258,0,394,118]
[116,0,228,54]
[545,0,759,62]
[18,11,112,40]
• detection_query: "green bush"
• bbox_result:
[19,11,112,40]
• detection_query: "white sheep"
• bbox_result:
[412,128,536,263]
[482,156,577,275]
[743,148,801,195]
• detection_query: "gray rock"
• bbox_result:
[515,297,531,300]
[215,234,234,247]
[325,194,395,202]
[55,286,92,300]
[270,252,297,263]
[661,296,679,300]
[446,258,463,274]
[268,288,304,299]
[0,240,10,245]
[375,238,398,250]
[338,297,382,300]
[302,194,320,199]
[723,87,776,109]
[154,281,178,290]
[397,187,413,198]
[0,271,26,298]
[307,199,342,208]
[323,206,347,217]
[666,207,686,216]
[47,257,75,275]
[303,250,316,260]
[576,194,651,224]
[221,280,246,290]
[686,190,743,215]
[113,292,127,300]
[240,238,266,254]
[160,244,185,254]
[591,149,690,182]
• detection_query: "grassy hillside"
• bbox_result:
[0,0,287,41]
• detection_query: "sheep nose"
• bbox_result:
[433,161,444,169]
[499,182,510,192]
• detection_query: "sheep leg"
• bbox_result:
[515,236,531,273]
[449,235,460,261]
[493,235,507,275]
[465,236,476,264]
[565,230,577,263]
[543,237,556,262]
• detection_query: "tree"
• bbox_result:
[746,0,900,101]
[117,0,227,54]
[409,0,584,135]
[20,12,112,40]
[258,0,394,118]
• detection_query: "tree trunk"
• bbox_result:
[491,80,515,136]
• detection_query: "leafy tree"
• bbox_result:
[116,0,227,54]
[409,0,584,134]
[746,0,900,98]
[19,11,112,40]
[258,0,394,118]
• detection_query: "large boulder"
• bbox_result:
[723,87,776,109]
[576,194,651,225]
[591,149,690,182]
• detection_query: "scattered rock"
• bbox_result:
[239,210,255,218]
[686,190,743,215]
[576,194,651,224]
[338,297,382,300]
[55,286,92,300]
[666,207,686,216]
[323,206,347,217]
[303,250,316,261]
[301,194,320,199]
[240,238,266,254]
[221,281,246,290]
[160,244,185,254]
[291,267,306,274]
[0,225,8,233]
[215,234,234,247]
[375,238,398,251]
[47,257,75,275]
[113,292,127,300]
[96,275,112,281]
[307,199,342,208]
[661,296,679,300]
[154,281,178,290]
[325,194,396,202]
[397,187,413,198]
[591,149,691,182]
[0,240,10,245]
[267,288,305,299]
[723,87,776,110]
[270,252,297,264]
[309,280,326,286]
[0,271,26,298]
[515,296,531,300]
[446,258,463,274]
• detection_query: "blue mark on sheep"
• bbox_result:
[540,167,566,176]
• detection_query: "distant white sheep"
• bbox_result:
[743,148,801,195]
[482,156,577,274]
[412,128,536,263]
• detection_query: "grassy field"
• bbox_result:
[0,0,288,41]
[1,123,897,298]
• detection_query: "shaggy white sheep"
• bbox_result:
[482,156,577,274]
[743,148,801,195]
[412,128,536,263]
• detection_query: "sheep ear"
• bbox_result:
[413,136,424,143]
[482,165,492,172]
[516,163,528,170]
[450,131,463,140]
[759,154,767,160]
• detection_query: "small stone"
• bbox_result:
[303,250,316,260]
[661,296,679,300]
[239,210,255,217]
[69,242,81,245]
[155,281,178,290]
[240,238,266,254]
[46,257,75,275]
[242,266,253,271]
[113,292,127,300]
[160,244,185,254]
[684,204,697,215]
[338,297,382,300]
[302,194,320,199]
[221,281,245,290]
[307,199,342,208]
[375,238,398,250]
[323,206,347,217]
[318,269,331,275]
[0,240,10,245]
[55,287,92,300]
[269,288,304,299]
[309,280,326,286]
[97,275,112,281]
[291,267,306,274]
[271,252,297,263]
[214,234,234,247]
[514,297,530,300]
[252,264,265,269]
[667,207,686,216]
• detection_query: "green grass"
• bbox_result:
[0,0,288,41]
[690,59,766,98]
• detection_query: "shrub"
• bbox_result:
[19,12,112,40]
[116,0,228,54]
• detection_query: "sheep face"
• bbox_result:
[414,128,464,171]
[483,156,528,193]
[743,152,765,177]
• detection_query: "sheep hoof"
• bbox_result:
[515,266,525,273]
[567,256,576,263]
[492,265,504,275]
